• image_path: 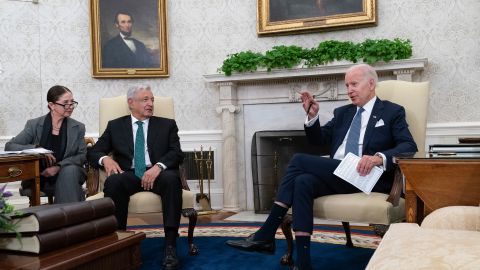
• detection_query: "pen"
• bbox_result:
[306,102,313,116]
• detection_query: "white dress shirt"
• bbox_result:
[120,33,137,53]
[305,96,387,169]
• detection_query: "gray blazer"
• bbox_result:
[5,115,87,168]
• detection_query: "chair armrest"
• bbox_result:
[386,166,403,206]
[179,163,191,191]
[387,153,416,207]
[84,137,100,197]
[84,137,96,147]
[85,164,100,197]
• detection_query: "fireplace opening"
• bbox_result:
[251,130,329,213]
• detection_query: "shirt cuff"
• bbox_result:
[99,156,108,166]
[156,162,167,170]
[375,152,387,171]
[305,113,319,127]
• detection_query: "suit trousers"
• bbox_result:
[54,165,86,203]
[275,153,361,234]
[103,170,182,230]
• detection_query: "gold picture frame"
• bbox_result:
[90,0,168,78]
[257,0,376,35]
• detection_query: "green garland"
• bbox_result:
[220,39,412,76]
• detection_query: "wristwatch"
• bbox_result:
[155,163,163,170]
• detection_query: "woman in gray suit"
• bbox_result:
[5,85,87,203]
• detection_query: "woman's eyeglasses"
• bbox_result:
[54,101,78,109]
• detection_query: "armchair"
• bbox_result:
[86,96,198,255]
[280,80,430,265]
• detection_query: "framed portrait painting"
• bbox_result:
[257,0,377,35]
[90,0,168,78]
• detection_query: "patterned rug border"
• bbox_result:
[128,223,381,249]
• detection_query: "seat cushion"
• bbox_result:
[366,223,480,269]
[313,192,405,224]
[421,206,479,231]
[86,190,194,214]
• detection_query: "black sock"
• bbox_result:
[164,227,178,248]
[253,203,288,241]
[295,236,312,270]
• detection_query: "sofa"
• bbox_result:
[366,206,480,269]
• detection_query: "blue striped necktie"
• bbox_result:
[134,121,146,178]
[345,107,365,156]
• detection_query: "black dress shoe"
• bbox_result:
[162,245,180,270]
[225,233,275,254]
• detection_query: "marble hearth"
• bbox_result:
[204,58,428,211]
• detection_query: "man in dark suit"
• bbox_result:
[88,85,183,270]
[226,64,417,270]
[101,11,158,68]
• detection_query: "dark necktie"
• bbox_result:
[134,121,146,178]
[345,107,365,156]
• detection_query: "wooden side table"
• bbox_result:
[397,156,480,224]
[0,231,146,270]
[0,154,42,205]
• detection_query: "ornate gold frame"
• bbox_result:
[90,0,168,78]
[257,0,376,35]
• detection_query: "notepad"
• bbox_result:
[333,152,383,194]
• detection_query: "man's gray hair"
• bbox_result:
[347,64,378,84]
[127,85,151,99]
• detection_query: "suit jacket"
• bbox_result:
[101,34,158,68]
[88,116,184,171]
[5,115,87,167]
[305,98,417,192]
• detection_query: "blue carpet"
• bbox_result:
[137,223,376,270]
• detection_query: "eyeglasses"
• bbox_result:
[54,101,78,109]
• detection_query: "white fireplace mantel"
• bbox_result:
[205,58,428,83]
[204,58,428,211]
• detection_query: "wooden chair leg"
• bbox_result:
[341,221,354,247]
[280,214,294,266]
[182,208,199,255]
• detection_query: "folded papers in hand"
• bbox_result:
[333,152,383,194]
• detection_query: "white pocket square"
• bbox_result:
[375,119,385,127]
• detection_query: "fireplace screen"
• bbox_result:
[251,130,329,213]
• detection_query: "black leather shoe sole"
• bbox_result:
[163,251,180,270]
[225,235,275,254]
[163,260,179,270]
